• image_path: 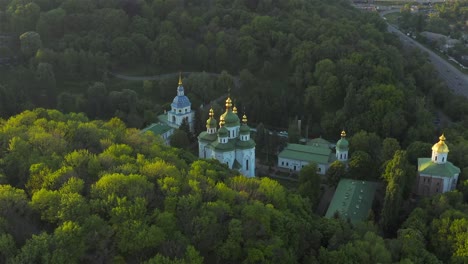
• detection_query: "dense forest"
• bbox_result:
[1,0,468,263]
[1,0,467,139]
[0,109,466,263]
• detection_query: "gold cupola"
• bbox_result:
[432,134,449,153]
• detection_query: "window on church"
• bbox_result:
[246,159,249,170]
[435,156,438,161]
[286,162,289,166]
[178,110,181,113]
[442,157,445,162]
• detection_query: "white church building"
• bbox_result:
[198,97,256,177]
[143,74,194,144]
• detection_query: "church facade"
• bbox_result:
[143,74,194,145]
[416,134,460,196]
[165,75,194,132]
[198,97,256,177]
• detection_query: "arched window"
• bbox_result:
[442,157,445,162]
[435,156,438,161]
[246,159,249,170]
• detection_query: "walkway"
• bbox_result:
[109,71,241,89]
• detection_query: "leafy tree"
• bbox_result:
[288,118,300,143]
[170,129,190,149]
[36,8,66,42]
[111,37,139,66]
[380,181,402,234]
[406,141,432,164]
[298,163,321,208]
[382,138,401,162]
[348,151,373,180]
[326,160,346,188]
[19,31,42,58]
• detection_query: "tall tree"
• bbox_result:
[326,160,346,188]
[19,31,42,58]
[298,163,321,208]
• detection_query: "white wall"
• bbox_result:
[236,147,255,177]
[277,157,327,175]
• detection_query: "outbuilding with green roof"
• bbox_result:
[141,123,174,145]
[278,143,336,174]
[325,179,378,224]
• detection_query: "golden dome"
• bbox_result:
[432,134,449,153]
[233,106,237,114]
[219,115,225,127]
[242,114,247,123]
[341,130,346,137]
[178,72,182,86]
[209,107,214,118]
[225,97,232,109]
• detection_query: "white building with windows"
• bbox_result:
[165,75,194,131]
[277,131,349,175]
[143,74,194,144]
[198,97,256,177]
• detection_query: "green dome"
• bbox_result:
[240,124,250,135]
[206,117,217,128]
[218,126,228,137]
[336,130,349,151]
[222,111,240,127]
[336,138,349,151]
[198,131,217,142]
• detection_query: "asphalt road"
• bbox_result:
[386,25,468,97]
[378,8,468,97]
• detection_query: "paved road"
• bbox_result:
[109,71,241,89]
[380,11,468,97]
[387,25,468,97]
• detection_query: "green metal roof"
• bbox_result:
[141,123,172,135]
[221,111,240,127]
[278,143,332,164]
[325,179,378,224]
[211,140,235,152]
[206,117,217,128]
[236,139,256,149]
[307,137,332,148]
[336,138,349,151]
[157,114,168,123]
[418,158,460,178]
[218,126,228,137]
[240,124,250,134]
[198,131,217,142]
